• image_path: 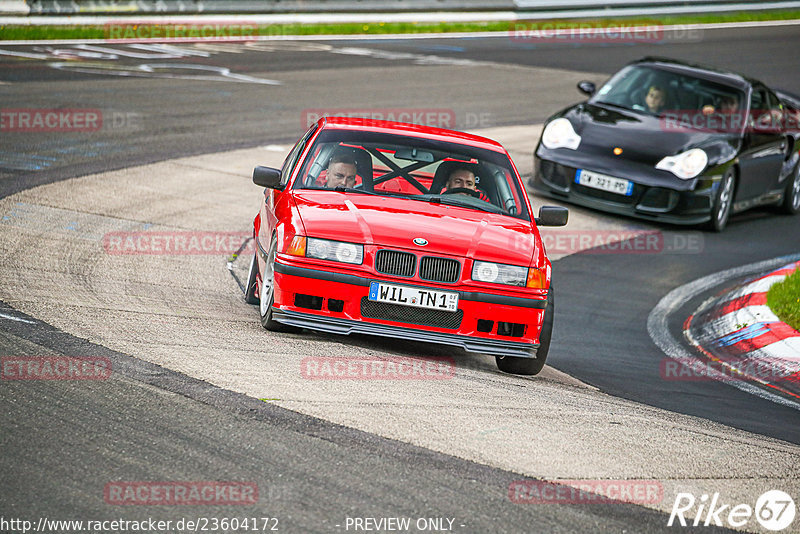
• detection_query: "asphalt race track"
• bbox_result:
[1,22,799,533]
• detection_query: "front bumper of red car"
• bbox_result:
[270,261,547,359]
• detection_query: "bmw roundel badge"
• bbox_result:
[413,238,428,246]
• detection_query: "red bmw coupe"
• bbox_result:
[245,117,568,375]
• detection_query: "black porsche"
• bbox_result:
[531,57,800,231]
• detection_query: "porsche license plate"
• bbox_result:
[575,169,634,196]
[368,281,458,312]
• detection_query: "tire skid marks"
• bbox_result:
[0,152,57,172]
[0,201,150,242]
[48,60,280,84]
[0,39,526,86]
[0,42,281,84]
[0,141,132,174]
[330,45,482,67]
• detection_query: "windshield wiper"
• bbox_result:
[331,186,382,196]
[411,194,504,215]
[593,100,633,112]
[324,188,506,215]
[441,198,504,215]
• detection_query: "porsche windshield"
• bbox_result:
[591,65,746,124]
[294,129,530,220]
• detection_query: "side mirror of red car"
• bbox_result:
[253,166,283,189]
[536,206,569,227]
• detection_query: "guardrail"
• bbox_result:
[517,0,778,6]
[4,0,799,16]
[18,0,515,14]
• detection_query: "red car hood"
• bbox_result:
[292,191,537,265]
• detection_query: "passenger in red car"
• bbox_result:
[324,152,358,189]
[446,167,477,192]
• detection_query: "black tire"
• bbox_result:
[779,161,800,215]
[259,236,293,332]
[496,288,554,376]
[244,252,259,305]
[705,167,735,232]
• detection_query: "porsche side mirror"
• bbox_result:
[536,206,569,227]
[253,166,283,189]
[577,81,596,97]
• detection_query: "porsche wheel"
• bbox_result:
[244,252,259,305]
[496,289,553,376]
[259,236,286,331]
[779,162,800,215]
[706,167,735,232]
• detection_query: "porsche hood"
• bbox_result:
[563,103,740,164]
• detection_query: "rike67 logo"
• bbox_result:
[668,490,795,531]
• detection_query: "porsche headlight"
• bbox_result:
[541,118,582,150]
[306,238,363,265]
[472,261,527,287]
[655,148,708,179]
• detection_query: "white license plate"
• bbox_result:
[368,281,459,312]
[575,169,633,196]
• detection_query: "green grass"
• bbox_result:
[768,268,800,331]
[1,9,800,41]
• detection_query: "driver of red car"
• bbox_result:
[445,167,490,202]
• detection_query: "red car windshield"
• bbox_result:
[294,129,530,221]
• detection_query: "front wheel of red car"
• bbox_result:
[259,237,289,331]
[495,289,554,376]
